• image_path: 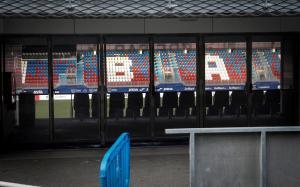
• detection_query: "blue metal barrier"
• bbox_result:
[100,133,130,187]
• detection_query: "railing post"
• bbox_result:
[260,131,267,187]
[189,133,195,187]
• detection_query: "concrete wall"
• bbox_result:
[267,133,300,187]
[195,134,260,187]
[194,132,300,187]
[1,17,300,34]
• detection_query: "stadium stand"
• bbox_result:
[18,48,280,92]
[83,51,98,87]
[154,50,196,85]
[252,49,281,82]
[24,59,48,88]
[106,50,149,87]
[205,49,246,85]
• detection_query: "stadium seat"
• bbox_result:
[74,93,90,119]
[126,92,143,119]
[106,50,149,87]
[19,93,35,128]
[252,90,266,116]
[160,92,178,118]
[265,89,280,115]
[143,92,160,117]
[205,91,212,107]
[208,91,229,116]
[229,90,247,116]
[92,93,99,118]
[205,91,212,115]
[252,49,281,84]
[176,91,195,117]
[109,93,125,119]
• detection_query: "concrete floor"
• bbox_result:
[0,146,189,187]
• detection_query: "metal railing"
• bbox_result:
[166,126,300,187]
[100,133,130,187]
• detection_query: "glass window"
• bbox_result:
[154,43,196,92]
[106,44,149,92]
[205,42,246,90]
[205,42,247,127]
[53,44,97,94]
[251,41,292,126]
[4,42,49,144]
[52,42,99,142]
[252,42,281,90]
[105,43,150,141]
[153,42,197,137]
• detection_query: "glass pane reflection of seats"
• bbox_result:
[252,42,282,125]
[205,43,247,127]
[4,45,49,144]
[53,44,98,93]
[53,44,99,142]
[106,45,149,90]
[154,44,196,88]
[105,44,150,141]
[154,43,197,136]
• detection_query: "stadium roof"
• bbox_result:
[0,0,300,18]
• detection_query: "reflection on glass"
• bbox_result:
[4,44,49,143]
[53,44,97,94]
[154,43,196,92]
[252,42,281,90]
[205,43,246,90]
[106,44,149,93]
[252,42,282,122]
[105,44,150,140]
[153,42,197,136]
[52,44,99,142]
[204,43,247,127]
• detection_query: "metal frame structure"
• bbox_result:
[0,33,299,145]
[165,126,300,187]
[0,0,300,18]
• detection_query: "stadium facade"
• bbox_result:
[0,0,300,146]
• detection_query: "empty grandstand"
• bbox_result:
[7,42,281,96]
[0,0,298,146]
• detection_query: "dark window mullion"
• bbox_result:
[0,41,4,140]
[47,36,54,143]
[100,35,106,145]
[149,36,155,138]
[246,36,252,127]
[197,35,205,128]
